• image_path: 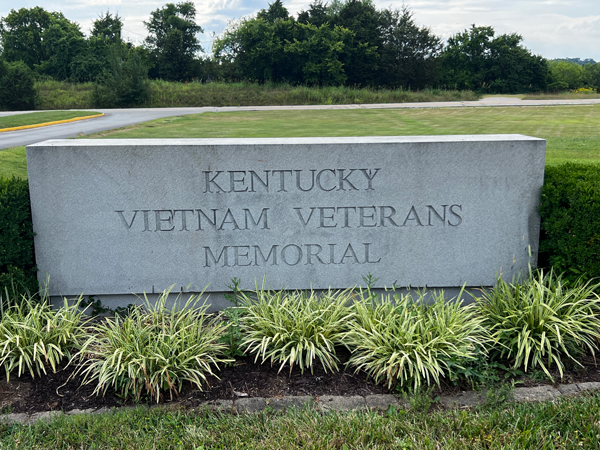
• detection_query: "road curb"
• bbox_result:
[0,113,105,133]
[2,383,599,425]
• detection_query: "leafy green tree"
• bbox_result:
[71,12,125,82]
[0,7,85,80]
[441,25,547,93]
[583,63,600,90]
[378,6,442,89]
[297,0,331,27]
[144,2,203,81]
[257,0,290,23]
[547,60,585,91]
[333,0,381,86]
[93,47,150,108]
[214,17,297,83]
[0,59,37,110]
[285,23,352,85]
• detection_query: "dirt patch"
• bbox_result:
[2,351,600,414]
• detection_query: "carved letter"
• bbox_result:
[272,170,293,192]
[250,170,269,192]
[294,207,316,226]
[155,210,175,231]
[316,169,336,192]
[359,206,377,227]
[254,245,278,266]
[402,206,423,226]
[339,243,360,264]
[230,171,248,192]
[448,204,463,226]
[116,210,138,229]
[142,210,151,232]
[427,205,448,227]
[219,209,240,230]
[204,246,229,267]
[379,206,398,227]
[281,244,302,266]
[203,171,226,193]
[233,246,252,266]
[319,207,337,228]
[337,169,358,191]
[175,209,194,231]
[295,170,316,192]
[244,208,269,229]
[196,209,218,230]
[363,243,381,263]
[359,168,380,190]
[337,207,356,228]
[305,244,325,265]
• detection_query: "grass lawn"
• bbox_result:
[3,104,600,180]
[0,111,101,129]
[2,392,600,449]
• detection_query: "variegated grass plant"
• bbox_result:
[343,290,488,390]
[0,292,89,381]
[77,288,231,402]
[239,288,354,374]
[477,270,600,380]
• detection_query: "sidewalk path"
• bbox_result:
[2,97,600,150]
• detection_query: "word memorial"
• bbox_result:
[27,136,545,301]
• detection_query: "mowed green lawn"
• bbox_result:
[0,111,100,129]
[3,104,600,179]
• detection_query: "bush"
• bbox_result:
[477,269,600,380]
[239,288,354,374]
[343,290,488,390]
[78,289,231,402]
[0,60,37,111]
[0,294,88,381]
[0,177,37,306]
[539,163,600,283]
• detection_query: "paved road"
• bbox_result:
[2,97,600,150]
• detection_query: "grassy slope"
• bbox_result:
[4,104,600,179]
[97,104,600,166]
[0,111,100,129]
[2,392,600,449]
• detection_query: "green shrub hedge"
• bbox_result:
[539,163,600,283]
[0,177,37,304]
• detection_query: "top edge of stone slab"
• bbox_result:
[27,135,545,148]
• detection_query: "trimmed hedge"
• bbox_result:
[0,177,37,303]
[539,163,600,283]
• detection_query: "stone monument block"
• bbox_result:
[26,136,545,303]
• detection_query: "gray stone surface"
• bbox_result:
[27,136,545,304]
[235,397,267,413]
[365,394,403,411]
[439,390,486,408]
[265,396,314,411]
[513,385,560,402]
[0,413,29,424]
[29,411,62,423]
[557,384,580,396]
[198,399,234,411]
[318,395,366,411]
[576,382,600,392]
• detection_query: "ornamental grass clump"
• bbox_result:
[78,289,231,403]
[343,290,488,391]
[478,270,600,380]
[239,288,354,374]
[0,292,89,381]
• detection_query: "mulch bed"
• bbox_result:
[3,351,600,415]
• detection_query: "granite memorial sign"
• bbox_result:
[26,136,545,305]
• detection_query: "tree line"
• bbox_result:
[1,0,599,110]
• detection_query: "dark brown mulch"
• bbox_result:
[3,351,600,415]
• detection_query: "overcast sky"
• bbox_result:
[2,0,599,61]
